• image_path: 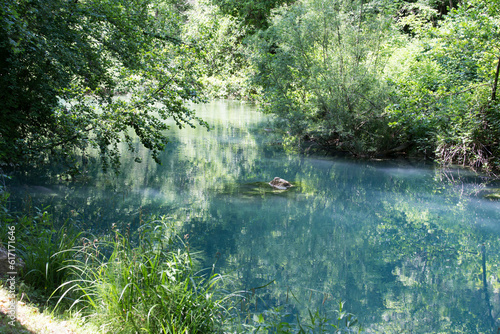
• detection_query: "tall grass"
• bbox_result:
[0,182,83,300]
[16,210,84,296]
[55,218,233,333]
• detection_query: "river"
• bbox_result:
[7,100,500,333]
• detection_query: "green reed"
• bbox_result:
[54,217,232,333]
[0,192,84,300]
[17,213,84,297]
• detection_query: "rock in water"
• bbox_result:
[269,177,293,190]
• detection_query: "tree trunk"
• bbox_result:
[491,54,500,101]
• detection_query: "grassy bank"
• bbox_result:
[52,219,231,333]
[1,215,233,333]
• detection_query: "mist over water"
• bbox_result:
[8,100,500,333]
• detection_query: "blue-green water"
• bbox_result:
[8,101,500,332]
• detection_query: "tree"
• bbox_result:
[182,0,253,99]
[385,0,500,172]
[248,0,395,156]
[0,0,207,172]
[212,0,294,31]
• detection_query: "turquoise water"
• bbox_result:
[8,100,500,332]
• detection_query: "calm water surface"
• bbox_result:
[9,101,500,333]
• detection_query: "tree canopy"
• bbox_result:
[0,0,206,172]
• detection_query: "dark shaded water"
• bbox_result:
[7,101,500,333]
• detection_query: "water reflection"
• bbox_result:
[7,100,500,333]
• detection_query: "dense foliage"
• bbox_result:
[212,0,294,30]
[0,0,206,173]
[1,0,499,173]
[248,0,396,155]
[246,0,500,172]
[385,0,500,171]
[183,0,254,100]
